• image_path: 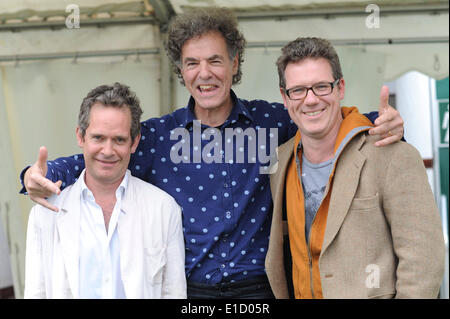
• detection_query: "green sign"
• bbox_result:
[437,77,449,146]
[439,101,449,145]
[436,77,449,215]
[436,77,449,100]
[439,148,449,211]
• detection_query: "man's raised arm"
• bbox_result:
[20,146,84,212]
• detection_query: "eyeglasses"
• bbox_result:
[284,79,340,100]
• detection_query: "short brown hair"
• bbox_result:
[165,7,246,85]
[276,37,343,89]
[78,83,142,141]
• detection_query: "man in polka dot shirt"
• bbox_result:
[21,7,404,299]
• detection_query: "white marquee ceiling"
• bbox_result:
[0,0,448,79]
[0,0,447,14]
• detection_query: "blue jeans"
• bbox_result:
[187,275,275,299]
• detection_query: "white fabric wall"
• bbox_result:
[3,58,161,163]
[239,12,449,80]
[0,73,25,298]
[0,212,13,290]
[0,24,158,56]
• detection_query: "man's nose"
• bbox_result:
[102,140,114,156]
[198,61,212,79]
[304,88,320,105]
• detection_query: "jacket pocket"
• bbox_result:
[368,291,396,299]
[350,193,379,211]
[145,247,166,285]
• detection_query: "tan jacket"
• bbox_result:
[265,133,445,299]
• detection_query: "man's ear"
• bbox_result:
[280,88,289,108]
[338,78,345,101]
[232,55,239,75]
[76,127,84,148]
[130,133,141,154]
[178,65,187,87]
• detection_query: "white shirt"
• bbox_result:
[78,170,129,299]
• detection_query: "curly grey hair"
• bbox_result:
[165,7,246,86]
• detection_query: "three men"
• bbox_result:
[21,8,405,298]
[265,37,445,298]
[24,83,186,298]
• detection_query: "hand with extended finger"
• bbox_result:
[369,85,405,147]
[24,146,62,212]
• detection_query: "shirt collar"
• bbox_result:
[182,89,254,129]
[80,169,130,202]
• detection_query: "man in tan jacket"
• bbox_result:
[265,37,445,299]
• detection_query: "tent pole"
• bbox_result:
[147,0,176,116]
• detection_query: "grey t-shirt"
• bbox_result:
[297,153,333,243]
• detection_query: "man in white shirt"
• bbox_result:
[24,83,186,299]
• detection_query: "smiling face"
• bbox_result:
[281,57,345,141]
[180,31,238,122]
[76,103,140,188]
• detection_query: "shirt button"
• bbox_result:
[226,212,232,219]
[221,264,226,269]
[224,183,229,188]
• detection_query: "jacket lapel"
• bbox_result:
[270,138,296,204]
[56,180,82,298]
[266,137,296,299]
[117,177,144,298]
[321,134,366,255]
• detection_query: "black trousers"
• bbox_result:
[187,275,275,299]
